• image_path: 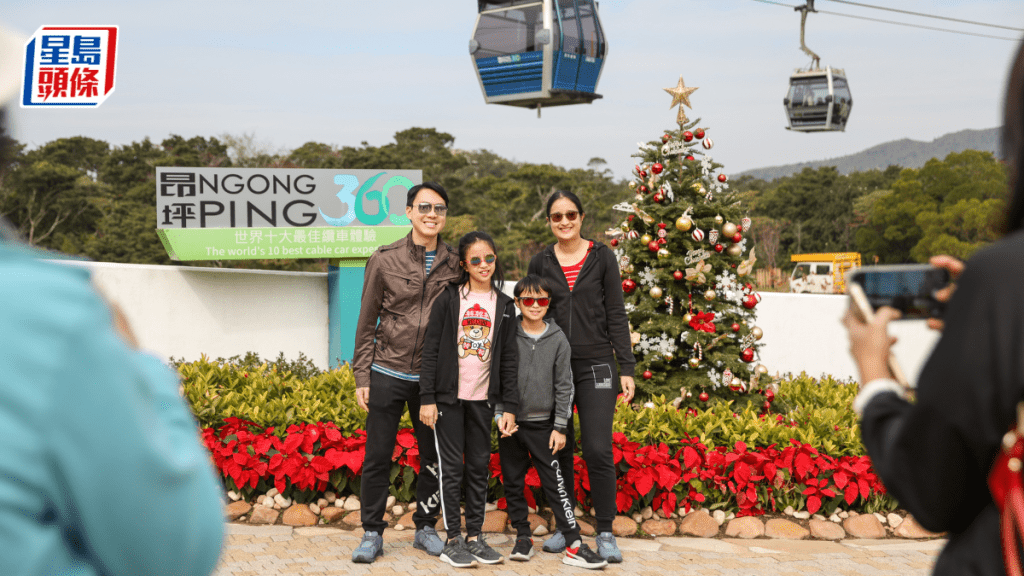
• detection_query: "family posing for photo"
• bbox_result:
[351,183,634,569]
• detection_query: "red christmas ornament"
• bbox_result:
[687,408,698,417]
[731,323,741,333]
[657,238,667,246]
[652,163,664,174]
[763,401,771,413]
[662,134,671,143]
[685,155,695,161]
[699,392,709,402]
[658,222,667,229]
[718,174,728,183]
[627,215,635,221]
[622,279,637,293]
[695,128,706,139]
[736,225,743,232]
[741,348,755,362]
[639,185,649,194]
[683,131,694,142]
[673,270,684,281]
[610,238,619,247]
[743,294,757,309]
[642,370,653,380]
[648,241,660,252]
[653,192,664,203]
[714,243,724,253]
[640,170,648,179]
[765,389,775,402]
[732,232,743,243]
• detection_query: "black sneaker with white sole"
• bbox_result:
[509,536,535,562]
[440,536,478,568]
[465,536,504,564]
[563,541,608,570]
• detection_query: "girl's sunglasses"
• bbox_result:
[517,297,550,307]
[466,254,496,266]
[549,211,579,223]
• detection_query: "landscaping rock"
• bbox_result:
[678,510,719,538]
[612,515,639,537]
[436,515,466,531]
[225,501,252,521]
[783,506,795,516]
[398,512,415,528]
[267,488,280,498]
[839,511,849,519]
[527,513,546,533]
[342,510,363,528]
[386,495,396,509]
[227,490,240,501]
[874,512,887,524]
[282,504,317,527]
[482,510,508,533]
[309,503,321,515]
[408,502,417,511]
[249,506,279,525]
[575,506,585,518]
[320,507,347,524]
[642,519,677,536]
[317,498,329,509]
[534,525,549,536]
[485,502,498,512]
[844,514,885,538]
[792,511,810,520]
[724,517,764,539]
[256,495,266,505]
[712,510,726,525]
[765,518,810,539]
[641,506,654,520]
[887,513,903,528]
[392,505,403,516]
[324,491,336,503]
[578,518,596,536]
[895,515,942,539]
[809,519,846,540]
[829,513,841,523]
[632,513,643,523]
[343,496,361,511]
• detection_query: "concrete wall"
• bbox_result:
[72,261,940,385]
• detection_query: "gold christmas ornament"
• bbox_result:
[664,353,674,362]
[682,312,693,323]
[624,264,635,274]
[688,357,701,369]
[751,326,764,340]
[703,289,716,301]
[628,181,637,189]
[726,244,743,257]
[756,364,769,375]
[649,286,663,299]
[620,222,630,233]
[731,377,744,389]
[640,234,653,245]
[675,216,693,231]
[714,214,724,225]
[657,248,671,260]
[721,222,738,238]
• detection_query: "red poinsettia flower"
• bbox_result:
[688,311,716,333]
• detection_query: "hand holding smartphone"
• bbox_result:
[847,282,911,388]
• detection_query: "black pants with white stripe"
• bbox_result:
[499,419,582,543]
[434,399,493,539]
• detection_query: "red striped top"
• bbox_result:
[561,242,594,291]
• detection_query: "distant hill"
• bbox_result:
[739,127,1000,181]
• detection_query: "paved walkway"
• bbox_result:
[213,524,943,575]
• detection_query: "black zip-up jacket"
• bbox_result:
[528,241,636,377]
[419,284,520,415]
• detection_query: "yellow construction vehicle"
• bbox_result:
[789,252,861,294]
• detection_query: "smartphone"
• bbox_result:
[847,283,911,388]
[848,264,951,320]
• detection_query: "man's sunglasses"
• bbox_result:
[415,202,448,215]
[549,211,579,223]
[466,254,496,266]
[517,297,550,307]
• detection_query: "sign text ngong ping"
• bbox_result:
[155,168,421,261]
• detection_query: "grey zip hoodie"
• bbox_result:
[495,320,574,431]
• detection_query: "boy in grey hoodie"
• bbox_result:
[495,275,606,570]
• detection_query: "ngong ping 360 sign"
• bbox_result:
[155,168,420,260]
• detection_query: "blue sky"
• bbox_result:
[5,1,1024,177]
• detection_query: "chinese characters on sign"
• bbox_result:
[22,26,118,107]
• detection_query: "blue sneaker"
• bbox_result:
[352,531,383,563]
[542,530,565,553]
[595,532,622,563]
[413,525,444,556]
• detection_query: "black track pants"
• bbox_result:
[434,399,493,539]
[499,419,582,543]
[361,371,441,533]
[555,356,619,534]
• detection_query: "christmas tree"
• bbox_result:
[612,77,773,411]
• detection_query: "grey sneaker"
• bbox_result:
[542,530,565,553]
[414,526,444,556]
[352,531,383,563]
[595,532,622,563]
[440,536,478,568]
[465,536,504,564]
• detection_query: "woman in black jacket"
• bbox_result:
[527,191,636,563]
[844,39,1024,576]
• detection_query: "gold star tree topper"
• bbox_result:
[664,76,699,126]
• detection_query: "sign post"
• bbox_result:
[155,167,422,368]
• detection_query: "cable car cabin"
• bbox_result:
[783,67,852,132]
[470,0,606,113]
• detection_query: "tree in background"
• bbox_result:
[616,78,771,409]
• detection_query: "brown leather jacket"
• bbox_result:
[352,233,460,389]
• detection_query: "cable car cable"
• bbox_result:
[823,0,1024,33]
[748,0,1021,41]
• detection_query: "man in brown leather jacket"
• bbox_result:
[351,182,460,563]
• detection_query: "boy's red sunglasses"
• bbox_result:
[517,297,550,307]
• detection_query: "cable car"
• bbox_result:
[783,0,852,132]
[469,0,607,116]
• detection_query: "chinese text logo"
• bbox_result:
[22,26,118,108]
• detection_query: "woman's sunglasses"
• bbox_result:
[517,297,550,307]
[466,254,496,266]
[416,202,448,215]
[549,211,579,223]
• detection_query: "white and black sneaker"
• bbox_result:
[564,540,608,570]
[440,536,478,568]
[465,536,504,564]
[509,536,535,562]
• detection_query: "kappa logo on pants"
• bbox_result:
[592,364,613,389]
